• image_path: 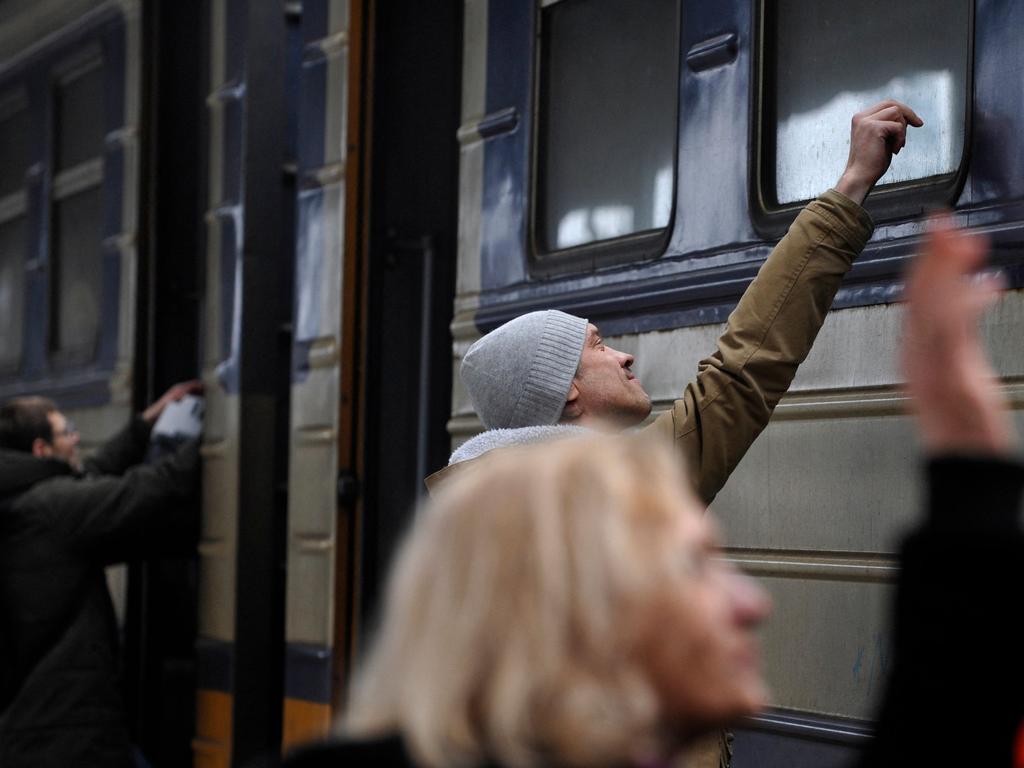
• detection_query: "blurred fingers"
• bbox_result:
[907,220,1000,336]
[964,272,1006,316]
[923,216,989,272]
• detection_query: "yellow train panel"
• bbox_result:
[281,698,333,754]
[193,689,232,768]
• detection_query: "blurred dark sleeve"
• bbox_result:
[246,736,413,767]
[82,416,153,476]
[859,455,1024,767]
[51,439,200,563]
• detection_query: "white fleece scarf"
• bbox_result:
[448,425,591,466]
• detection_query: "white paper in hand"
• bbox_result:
[152,395,205,440]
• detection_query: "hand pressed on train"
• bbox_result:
[142,379,204,424]
[835,99,924,205]
[901,216,1014,455]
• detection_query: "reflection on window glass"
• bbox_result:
[539,0,679,252]
[0,108,30,198]
[56,62,105,171]
[0,218,26,369]
[51,187,102,361]
[771,0,969,204]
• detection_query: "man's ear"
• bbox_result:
[31,438,52,458]
[560,380,582,422]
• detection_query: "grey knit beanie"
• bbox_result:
[461,310,588,429]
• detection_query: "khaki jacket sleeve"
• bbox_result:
[645,189,874,506]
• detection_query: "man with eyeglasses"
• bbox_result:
[0,381,201,768]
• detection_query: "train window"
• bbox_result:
[0,218,26,370]
[0,29,120,391]
[49,50,106,367]
[55,59,105,172]
[763,0,970,207]
[0,106,30,198]
[50,187,102,363]
[535,0,679,258]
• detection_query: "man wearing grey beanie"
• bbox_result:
[428,100,922,508]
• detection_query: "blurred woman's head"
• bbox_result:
[343,435,771,767]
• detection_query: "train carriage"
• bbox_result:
[1,0,1023,766]
[452,0,1024,764]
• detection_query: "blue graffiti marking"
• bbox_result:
[852,646,865,682]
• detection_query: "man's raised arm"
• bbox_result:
[648,101,923,505]
[83,380,202,476]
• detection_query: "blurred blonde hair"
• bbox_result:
[342,434,700,767]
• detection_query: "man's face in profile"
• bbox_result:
[571,324,653,427]
[45,411,82,471]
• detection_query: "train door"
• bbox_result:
[280,0,365,748]
[125,3,205,765]
[193,0,461,761]
[280,0,462,752]
[194,1,299,766]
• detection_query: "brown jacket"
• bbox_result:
[428,190,873,505]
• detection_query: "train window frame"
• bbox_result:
[0,89,30,198]
[749,0,975,239]
[48,47,107,371]
[528,0,683,278]
[0,219,28,378]
[0,89,30,377]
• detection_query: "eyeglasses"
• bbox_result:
[53,420,78,440]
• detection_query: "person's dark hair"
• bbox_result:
[0,397,58,452]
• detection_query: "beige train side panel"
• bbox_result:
[449,290,1024,721]
[193,5,240,764]
[286,182,345,649]
[648,292,1024,720]
[452,0,488,338]
[197,0,240,648]
[282,3,350,748]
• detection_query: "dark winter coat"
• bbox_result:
[855,456,1024,768]
[0,417,199,768]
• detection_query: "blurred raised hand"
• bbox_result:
[142,380,204,425]
[902,216,1014,455]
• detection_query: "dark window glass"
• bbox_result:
[537,0,679,252]
[0,107,30,198]
[55,62,105,171]
[769,0,970,205]
[0,217,26,369]
[51,187,102,361]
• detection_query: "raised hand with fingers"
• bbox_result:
[835,99,924,205]
[901,216,1013,455]
[142,379,204,424]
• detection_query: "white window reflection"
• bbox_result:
[777,71,960,203]
[557,205,637,250]
[557,210,589,249]
[772,0,969,205]
[653,166,673,230]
